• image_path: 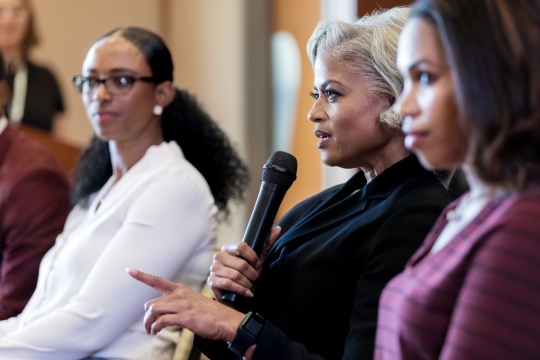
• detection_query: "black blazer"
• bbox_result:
[196,155,452,360]
[7,61,64,132]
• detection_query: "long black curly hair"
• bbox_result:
[71,27,249,220]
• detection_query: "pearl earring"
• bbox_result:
[153,105,163,116]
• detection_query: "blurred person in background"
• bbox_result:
[376,0,540,358]
[0,0,65,132]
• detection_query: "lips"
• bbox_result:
[403,128,429,149]
[96,111,118,122]
[402,118,428,149]
[314,130,332,149]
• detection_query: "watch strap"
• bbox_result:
[228,312,266,357]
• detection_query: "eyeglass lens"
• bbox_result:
[73,76,136,95]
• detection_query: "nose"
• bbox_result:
[92,82,112,102]
[307,99,324,123]
[394,86,418,118]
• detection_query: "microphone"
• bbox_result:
[221,151,297,305]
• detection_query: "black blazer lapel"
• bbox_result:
[268,155,432,257]
[270,174,369,256]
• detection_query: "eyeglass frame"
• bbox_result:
[71,74,161,96]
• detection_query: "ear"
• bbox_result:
[153,81,175,108]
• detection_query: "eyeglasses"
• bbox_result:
[72,75,159,95]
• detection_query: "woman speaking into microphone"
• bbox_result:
[130,6,454,360]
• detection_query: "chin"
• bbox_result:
[93,130,112,142]
[321,156,337,167]
[414,151,439,171]
[322,155,357,169]
[416,151,459,172]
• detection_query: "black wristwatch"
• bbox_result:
[228,312,266,357]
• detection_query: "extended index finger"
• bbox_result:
[127,268,178,295]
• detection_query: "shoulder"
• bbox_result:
[386,171,453,210]
[481,192,540,246]
[499,191,540,221]
[26,61,61,86]
[366,154,453,210]
[1,129,66,179]
[365,174,452,223]
[454,193,540,345]
[277,182,344,228]
[453,192,540,291]
[27,61,57,77]
[361,173,451,251]
[164,142,212,191]
[286,171,366,213]
[135,142,215,203]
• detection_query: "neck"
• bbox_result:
[362,137,410,183]
[462,164,502,199]
[109,130,164,182]
[2,48,24,71]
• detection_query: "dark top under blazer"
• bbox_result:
[196,155,452,360]
[7,61,65,132]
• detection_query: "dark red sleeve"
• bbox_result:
[440,210,540,359]
[0,167,71,320]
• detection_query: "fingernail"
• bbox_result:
[255,261,262,270]
[126,268,138,275]
[246,290,254,298]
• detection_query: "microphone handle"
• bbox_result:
[221,182,287,305]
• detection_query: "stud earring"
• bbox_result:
[153,105,163,116]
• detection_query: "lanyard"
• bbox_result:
[8,62,28,124]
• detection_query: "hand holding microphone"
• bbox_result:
[209,151,297,306]
[208,227,281,304]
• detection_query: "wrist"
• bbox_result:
[224,311,246,342]
[227,312,266,357]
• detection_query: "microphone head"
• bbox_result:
[262,151,297,189]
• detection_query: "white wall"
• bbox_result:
[167,0,248,246]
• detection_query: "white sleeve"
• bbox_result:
[0,172,216,359]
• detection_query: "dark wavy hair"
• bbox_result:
[411,0,540,190]
[71,27,249,220]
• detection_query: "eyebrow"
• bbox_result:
[86,68,138,75]
[407,59,443,71]
[313,79,342,90]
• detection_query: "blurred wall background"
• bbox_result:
[29,0,409,246]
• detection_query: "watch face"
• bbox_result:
[245,319,264,335]
[228,312,266,357]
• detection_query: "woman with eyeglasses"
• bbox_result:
[0,26,249,360]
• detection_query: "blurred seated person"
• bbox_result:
[0,26,248,360]
[0,52,71,320]
[129,7,454,360]
[0,0,65,132]
[375,0,540,358]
